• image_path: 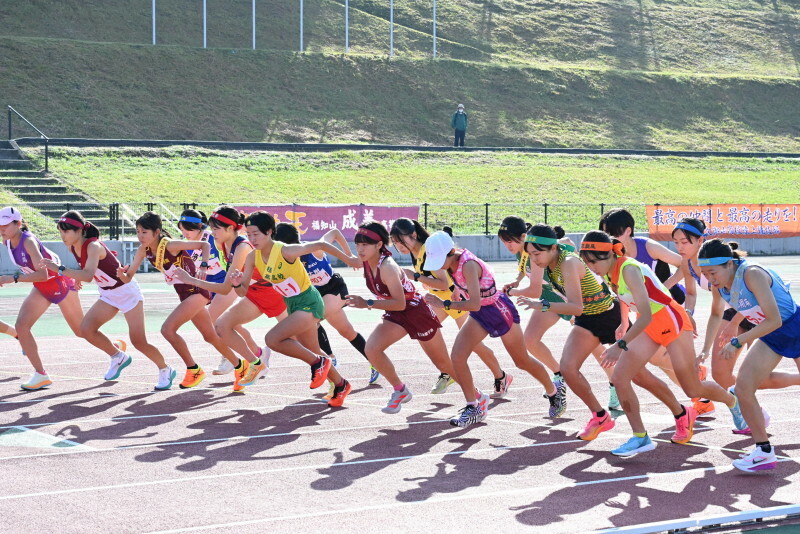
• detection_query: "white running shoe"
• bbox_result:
[476,389,490,412]
[260,346,272,373]
[21,371,52,391]
[212,357,235,376]
[733,445,778,472]
[104,353,133,381]
[155,366,176,391]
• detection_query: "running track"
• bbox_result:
[1,260,799,533]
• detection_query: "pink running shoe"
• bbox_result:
[671,405,698,444]
[578,411,615,441]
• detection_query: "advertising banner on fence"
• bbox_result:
[237,204,420,241]
[646,204,800,241]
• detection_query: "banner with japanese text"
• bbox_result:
[646,204,800,241]
[236,204,420,241]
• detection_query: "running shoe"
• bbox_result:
[310,356,332,389]
[477,389,490,411]
[179,367,206,389]
[450,404,487,428]
[21,371,52,391]
[546,380,568,418]
[212,357,235,376]
[693,398,716,417]
[232,359,249,392]
[382,386,413,414]
[611,435,656,457]
[431,373,456,394]
[491,372,514,398]
[578,411,615,440]
[368,366,381,385]
[104,352,133,381]
[732,407,771,435]
[323,380,335,400]
[239,358,267,386]
[331,355,338,368]
[733,445,778,472]
[727,386,748,431]
[328,379,352,407]
[608,384,621,411]
[155,366,176,390]
[671,405,698,444]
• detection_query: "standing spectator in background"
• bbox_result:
[451,103,468,147]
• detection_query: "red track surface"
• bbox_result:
[0,293,798,532]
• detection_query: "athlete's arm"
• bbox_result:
[539,256,584,317]
[117,245,146,283]
[49,241,105,283]
[617,265,652,343]
[701,288,726,357]
[321,228,353,256]
[174,242,252,294]
[417,269,450,291]
[511,263,545,298]
[281,241,360,268]
[732,268,783,344]
[680,259,697,312]
[362,259,407,312]
[429,260,483,312]
[229,251,256,298]
[167,240,210,262]
[13,238,50,283]
[646,239,683,267]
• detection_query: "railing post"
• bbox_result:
[147,202,155,212]
[600,203,605,219]
[7,107,10,140]
[109,203,118,240]
[44,138,49,173]
[544,203,548,225]
[423,203,428,228]
[484,203,490,235]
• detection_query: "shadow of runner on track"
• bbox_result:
[133,396,336,472]
[310,403,477,492]
[510,439,800,528]
[395,425,581,503]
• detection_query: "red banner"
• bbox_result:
[236,204,420,241]
[646,204,800,241]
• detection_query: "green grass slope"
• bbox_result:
[3,0,799,76]
[3,38,800,149]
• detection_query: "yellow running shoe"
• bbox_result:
[240,358,267,386]
[233,360,250,392]
[179,367,206,389]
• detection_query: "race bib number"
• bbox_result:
[740,305,766,325]
[309,269,332,287]
[163,265,180,286]
[272,278,302,297]
[93,270,118,288]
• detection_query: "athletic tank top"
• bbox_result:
[608,256,673,315]
[71,238,124,290]
[254,241,312,298]
[364,254,418,302]
[302,252,334,287]
[631,237,671,284]
[6,230,60,277]
[547,247,614,315]
[413,242,457,299]
[688,258,712,292]
[517,251,531,275]
[188,231,226,284]
[450,249,498,306]
[145,237,196,286]
[719,260,797,325]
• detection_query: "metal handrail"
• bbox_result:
[7,105,50,172]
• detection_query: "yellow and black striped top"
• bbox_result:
[546,248,614,315]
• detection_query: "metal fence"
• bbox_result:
[19,202,647,241]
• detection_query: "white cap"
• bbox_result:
[0,207,22,226]
[423,231,455,271]
[457,103,465,109]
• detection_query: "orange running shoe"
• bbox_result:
[328,380,352,407]
[233,359,250,392]
[671,405,698,444]
[310,356,332,389]
[239,358,267,386]
[693,398,715,417]
[578,411,615,441]
[179,367,206,389]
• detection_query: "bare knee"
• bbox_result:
[711,366,733,387]
[264,331,282,352]
[130,334,150,353]
[160,324,178,341]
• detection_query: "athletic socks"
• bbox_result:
[595,409,606,419]
[674,406,687,420]
[234,360,243,370]
[187,364,199,370]
[349,333,368,360]
[393,382,406,392]
[634,431,647,438]
[756,441,772,453]
[317,324,333,356]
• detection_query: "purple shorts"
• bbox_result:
[34,276,76,304]
[470,292,520,338]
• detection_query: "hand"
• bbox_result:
[721,342,739,360]
[720,319,739,342]
[345,294,368,309]
[0,275,11,285]
[502,281,519,294]
[615,322,629,341]
[600,345,622,368]
[116,264,129,280]
[424,293,444,308]
[173,267,193,284]
[346,256,362,270]
[197,266,207,281]
[39,258,59,272]
[229,269,244,287]
[696,350,708,364]
[73,280,83,291]
[516,297,541,311]
[688,313,698,336]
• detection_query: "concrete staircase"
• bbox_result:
[0,140,113,235]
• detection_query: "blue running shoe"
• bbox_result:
[727,386,748,431]
[368,366,381,385]
[611,435,656,457]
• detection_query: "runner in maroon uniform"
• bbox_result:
[42,211,173,390]
[345,221,456,415]
[117,212,239,390]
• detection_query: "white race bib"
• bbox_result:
[272,278,302,297]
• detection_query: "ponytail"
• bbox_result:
[57,210,101,240]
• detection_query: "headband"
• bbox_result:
[211,212,241,230]
[675,222,704,237]
[356,228,384,243]
[580,241,625,256]
[697,256,731,267]
[525,234,558,245]
[180,215,204,224]
[58,217,86,229]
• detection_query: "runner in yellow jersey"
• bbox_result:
[230,211,361,407]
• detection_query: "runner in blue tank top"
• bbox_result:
[699,238,800,472]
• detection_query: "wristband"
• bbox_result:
[13,272,20,283]
[617,339,628,351]
[367,299,375,309]
[232,283,242,288]
[685,308,694,317]
[443,299,452,311]
[58,265,66,276]
[730,337,743,349]
[200,261,209,268]
[413,272,421,282]
[540,299,550,313]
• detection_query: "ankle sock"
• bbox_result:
[674,406,687,420]
[394,383,406,392]
[187,364,199,370]
[595,409,606,418]
[633,431,647,438]
[756,441,772,453]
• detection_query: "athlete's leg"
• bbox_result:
[523,310,561,373]
[455,313,503,378]
[191,308,238,366]
[161,294,208,367]
[418,329,457,378]
[560,326,606,412]
[503,323,556,393]
[15,289,53,374]
[734,341,783,443]
[710,319,744,389]
[667,331,735,405]
[123,300,168,368]
[450,318,490,403]
[364,320,409,388]
[56,290,85,337]
[80,300,121,356]
[215,298,263,362]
